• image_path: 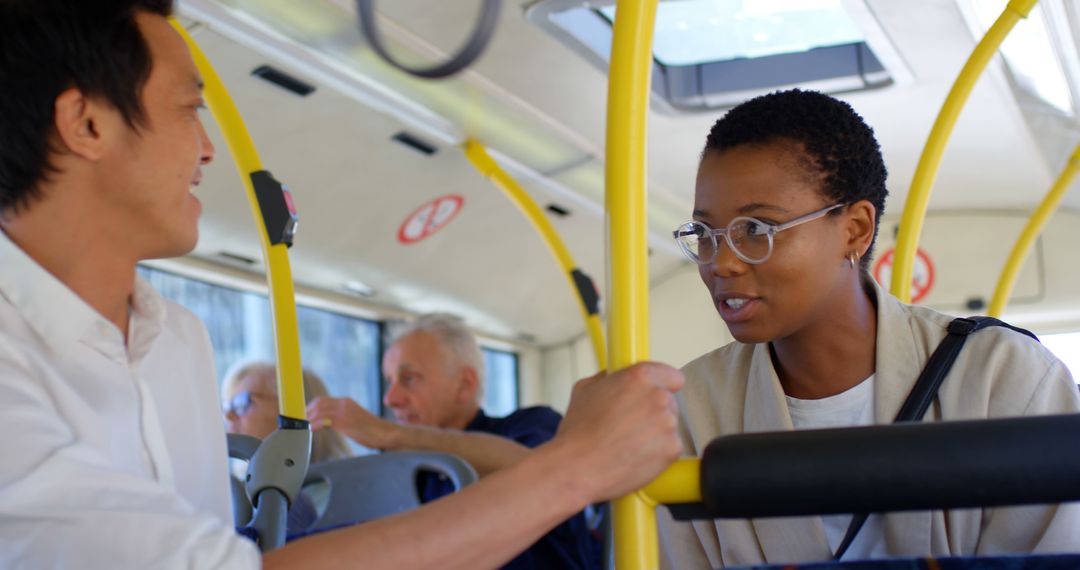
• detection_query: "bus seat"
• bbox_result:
[301,451,478,532]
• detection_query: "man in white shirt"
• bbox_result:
[0,1,684,568]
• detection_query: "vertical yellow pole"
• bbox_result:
[988,142,1080,317]
[605,1,659,569]
[172,21,306,419]
[891,0,1038,301]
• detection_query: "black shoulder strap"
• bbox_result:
[833,317,1038,560]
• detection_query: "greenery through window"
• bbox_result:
[137,266,382,420]
[138,266,522,430]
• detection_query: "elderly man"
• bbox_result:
[0,1,683,568]
[308,312,602,568]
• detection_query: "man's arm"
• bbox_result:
[0,352,261,569]
[307,398,530,476]
[269,362,683,570]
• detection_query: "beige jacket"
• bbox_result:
[659,280,1080,568]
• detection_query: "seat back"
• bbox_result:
[302,451,478,532]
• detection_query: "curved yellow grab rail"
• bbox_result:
[171,21,306,420]
[989,142,1080,317]
[892,0,1038,302]
[604,1,660,568]
[640,458,701,506]
[463,140,607,370]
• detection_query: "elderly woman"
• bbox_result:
[222,362,351,465]
[659,89,1080,568]
[222,362,352,531]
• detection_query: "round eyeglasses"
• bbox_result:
[673,203,844,265]
[223,390,274,417]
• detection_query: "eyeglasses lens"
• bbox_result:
[225,391,254,417]
[676,220,772,264]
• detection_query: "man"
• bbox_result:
[308,313,601,569]
[0,1,684,568]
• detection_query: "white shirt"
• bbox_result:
[786,377,888,561]
[0,231,259,568]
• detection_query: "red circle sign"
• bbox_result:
[397,194,464,244]
[873,247,936,303]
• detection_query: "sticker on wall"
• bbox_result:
[397,194,464,244]
[873,247,936,303]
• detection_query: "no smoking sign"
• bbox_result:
[873,247,936,304]
[398,194,464,244]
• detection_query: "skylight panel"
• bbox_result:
[600,0,866,66]
[528,0,898,111]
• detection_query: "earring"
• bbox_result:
[847,251,858,269]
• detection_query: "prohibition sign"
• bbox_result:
[873,247,936,303]
[397,194,464,244]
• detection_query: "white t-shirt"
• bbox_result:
[786,376,889,561]
[0,230,259,568]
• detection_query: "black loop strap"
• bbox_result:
[355,0,502,79]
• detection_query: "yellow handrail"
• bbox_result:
[604,0,660,568]
[171,20,306,420]
[462,140,607,370]
[891,0,1038,302]
[640,458,701,506]
[988,142,1080,316]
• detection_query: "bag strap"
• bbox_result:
[832,317,1037,560]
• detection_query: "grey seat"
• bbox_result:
[302,451,478,532]
[226,434,478,533]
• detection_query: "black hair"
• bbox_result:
[0,0,174,213]
[703,89,888,271]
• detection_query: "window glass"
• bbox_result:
[536,0,891,110]
[137,266,381,419]
[601,0,864,66]
[1041,331,1080,381]
[482,348,520,417]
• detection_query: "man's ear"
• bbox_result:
[457,366,479,405]
[52,88,116,161]
[846,199,877,257]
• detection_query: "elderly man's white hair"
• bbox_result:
[392,313,486,401]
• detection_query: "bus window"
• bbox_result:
[481,348,519,417]
[1041,332,1080,381]
[137,266,382,446]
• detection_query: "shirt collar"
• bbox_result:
[0,229,167,362]
[0,228,102,355]
[464,408,488,431]
[127,275,167,364]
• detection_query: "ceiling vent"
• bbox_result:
[252,65,316,97]
[546,203,571,217]
[217,251,257,265]
[391,131,439,156]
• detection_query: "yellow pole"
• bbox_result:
[891,0,1038,302]
[988,142,1080,316]
[605,1,659,568]
[462,140,607,370]
[171,21,306,420]
[640,458,701,506]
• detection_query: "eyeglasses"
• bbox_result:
[223,390,274,417]
[673,203,845,265]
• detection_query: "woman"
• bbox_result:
[658,90,1080,567]
[223,362,352,531]
[223,361,352,464]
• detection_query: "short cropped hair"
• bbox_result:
[0,0,174,212]
[391,313,486,401]
[703,89,888,270]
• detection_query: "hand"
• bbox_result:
[307,397,401,451]
[551,362,684,503]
